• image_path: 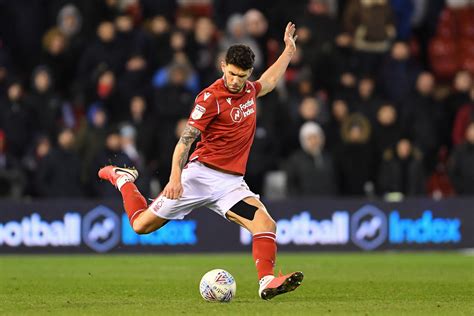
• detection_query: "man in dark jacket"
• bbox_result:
[377,138,425,196]
[449,122,474,195]
[35,128,83,197]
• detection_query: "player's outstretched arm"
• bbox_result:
[257,22,297,97]
[162,124,201,199]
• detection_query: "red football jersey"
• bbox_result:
[188,78,262,175]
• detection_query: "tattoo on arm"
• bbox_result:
[177,125,201,169]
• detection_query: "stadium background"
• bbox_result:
[0,1,473,314]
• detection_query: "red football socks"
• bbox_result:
[120,182,148,226]
[252,232,277,279]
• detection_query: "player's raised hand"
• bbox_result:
[284,22,297,55]
[163,179,183,199]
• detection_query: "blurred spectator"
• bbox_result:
[315,32,359,93]
[284,47,313,104]
[40,28,73,96]
[449,122,474,195]
[220,13,263,74]
[285,122,337,196]
[325,98,351,152]
[21,135,51,197]
[372,102,401,162]
[167,29,196,67]
[76,104,108,193]
[56,3,86,92]
[146,15,172,70]
[452,86,474,146]
[120,123,151,197]
[378,41,421,105]
[35,128,83,197]
[114,13,149,60]
[288,96,328,154]
[90,69,121,123]
[343,0,396,74]
[299,0,340,52]
[26,66,63,139]
[153,61,195,130]
[353,75,383,122]
[401,71,441,170]
[78,21,124,86]
[244,9,272,68]
[212,0,262,30]
[336,70,358,103]
[0,130,25,198]
[444,71,473,146]
[292,25,319,75]
[334,113,374,196]
[377,138,425,196]
[120,124,143,169]
[152,52,200,93]
[127,96,155,166]
[193,17,219,89]
[116,54,151,115]
[427,146,455,199]
[0,81,32,159]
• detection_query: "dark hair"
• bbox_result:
[225,44,255,70]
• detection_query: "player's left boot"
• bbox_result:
[258,271,304,300]
[98,165,138,188]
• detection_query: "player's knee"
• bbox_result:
[132,221,150,235]
[259,214,276,233]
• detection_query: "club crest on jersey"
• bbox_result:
[230,107,243,123]
[229,98,255,123]
[191,104,206,120]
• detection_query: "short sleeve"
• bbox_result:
[188,90,218,131]
[251,81,262,96]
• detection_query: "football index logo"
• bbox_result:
[82,205,120,253]
[351,205,387,250]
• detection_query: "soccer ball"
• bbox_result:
[199,269,236,302]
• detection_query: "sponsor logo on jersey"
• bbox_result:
[203,92,211,101]
[229,98,256,123]
[191,104,206,120]
[229,98,255,123]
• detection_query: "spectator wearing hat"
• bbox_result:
[285,121,337,196]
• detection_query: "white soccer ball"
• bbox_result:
[199,269,236,302]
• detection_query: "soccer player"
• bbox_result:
[99,22,303,300]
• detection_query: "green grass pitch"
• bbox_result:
[1,253,473,315]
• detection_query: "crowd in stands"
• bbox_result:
[0,0,474,200]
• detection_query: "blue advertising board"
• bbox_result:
[0,198,473,253]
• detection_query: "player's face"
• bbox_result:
[221,62,252,93]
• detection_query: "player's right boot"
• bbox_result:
[98,165,138,188]
[258,271,304,300]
